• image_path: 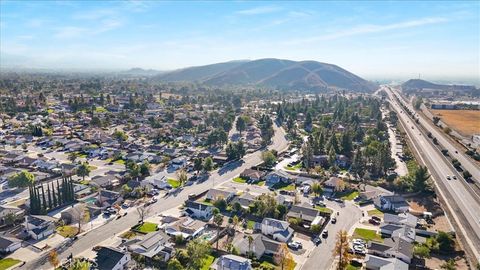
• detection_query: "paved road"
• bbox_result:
[402,94,480,183]
[384,86,480,262]
[302,201,362,270]
[23,121,289,269]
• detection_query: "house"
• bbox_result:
[170,156,187,169]
[24,215,56,240]
[164,217,207,240]
[233,234,282,259]
[358,185,393,203]
[0,236,22,253]
[368,236,413,263]
[323,177,345,193]
[127,231,175,262]
[374,195,410,213]
[240,169,265,182]
[98,190,123,208]
[231,193,256,210]
[265,171,293,187]
[94,246,131,270]
[335,155,350,168]
[312,155,328,167]
[261,218,294,242]
[91,175,120,189]
[383,213,418,228]
[0,205,24,225]
[364,254,408,270]
[61,204,92,225]
[184,200,214,220]
[213,254,252,270]
[286,204,322,226]
[205,188,236,202]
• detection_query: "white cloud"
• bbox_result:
[236,5,282,15]
[286,17,449,44]
[54,26,87,39]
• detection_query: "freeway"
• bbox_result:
[384,85,480,263]
[394,89,480,183]
[23,121,289,270]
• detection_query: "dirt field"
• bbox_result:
[431,110,480,137]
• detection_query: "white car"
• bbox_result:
[446,175,451,180]
[352,239,366,245]
[288,241,303,250]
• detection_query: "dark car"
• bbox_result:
[322,230,329,238]
[372,216,381,222]
[312,236,322,245]
[331,217,337,224]
[369,218,380,225]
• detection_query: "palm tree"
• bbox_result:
[213,213,223,250]
[247,235,254,258]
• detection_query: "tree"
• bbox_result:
[274,243,295,270]
[311,182,323,197]
[213,213,223,250]
[193,158,203,174]
[137,203,151,224]
[433,116,441,125]
[3,213,17,226]
[440,259,457,270]
[333,230,351,270]
[48,250,60,268]
[443,127,452,134]
[8,171,35,188]
[261,150,276,167]
[140,160,151,176]
[213,196,227,211]
[203,157,213,172]
[67,258,91,270]
[167,258,184,270]
[437,231,455,252]
[414,244,431,259]
[113,130,128,143]
[73,204,90,234]
[247,235,254,258]
[186,239,211,269]
[236,115,247,135]
[413,166,431,192]
[176,169,188,187]
[77,162,91,181]
[121,184,132,196]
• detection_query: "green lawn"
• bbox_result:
[346,264,360,270]
[232,177,247,183]
[255,180,266,186]
[0,258,21,270]
[119,231,138,239]
[200,255,215,270]
[353,228,383,243]
[340,191,359,201]
[95,106,107,113]
[273,182,296,191]
[367,209,385,218]
[133,222,158,233]
[260,261,277,269]
[167,178,181,188]
[315,206,334,214]
[114,159,126,165]
[77,153,88,158]
[56,225,79,237]
[247,220,255,230]
[284,163,302,171]
[88,165,98,171]
[46,108,54,114]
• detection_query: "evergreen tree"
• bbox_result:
[41,185,47,214]
[47,184,52,210]
[57,180,63,205]
[51,182,57,208]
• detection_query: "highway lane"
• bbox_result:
[23,121,289,269]
[393,88,480,183]
[384,86,480,262]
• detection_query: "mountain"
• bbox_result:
[154,58,377,92]
[401,79,477,93]
[120,68,164,76]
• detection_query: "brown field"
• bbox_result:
[431,110,480,137]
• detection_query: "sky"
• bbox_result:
[1,1,479,82]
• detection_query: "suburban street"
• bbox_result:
[23,121,290,269]
[383,86,480,263]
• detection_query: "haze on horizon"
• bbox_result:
[1,1,479,83]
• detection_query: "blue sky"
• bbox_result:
[1,1,479,81]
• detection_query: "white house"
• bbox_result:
[261,218,294,242]
[128,231,174,262]
[164,217,207,240]
[374,195,410,213]
[0,236,22,253]
[184,201,214,220]
[24,215,56,240]
[213,254,252,270]
[265,171,293,187]
[94,246,131,270]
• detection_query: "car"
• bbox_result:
[123,212,127,216]
[312,236,322,245]
[353,245,366,255]
[372,216,381,222]
[352,239,366,245]
[453,176,457,180]
[322,230,329,238]
[331,217,337,224]
[287,241,303,250]
[188,193,197,200]
[369,218,380,225]
[446,175,451,180]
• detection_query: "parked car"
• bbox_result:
[369,218,380,225]
[372,216,381,222]
[331,217,337,224]
[322,230,329,238]
[287,241,303,250]
[312,236,322,245]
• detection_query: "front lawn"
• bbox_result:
[255,180,266,186]
[353,228,383,243]
[167,178,181,188]
[315,206,334,214]
[232,177,247,183]
[0,258,21,270]
[133,222,158,233]
[367,209,385,218]
[260,261,277,269]
[200,255,215,270]
[284,163,302,171]
[119,231,138,239]
[340,191,359,201]
[56,225,79,238]
[114,159,126,165]
[273,182,296,191]
[346,264,361,270]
